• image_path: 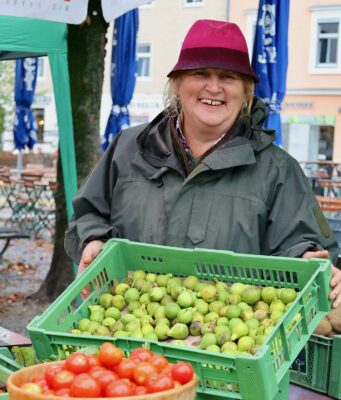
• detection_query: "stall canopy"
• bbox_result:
[0,16,77,220]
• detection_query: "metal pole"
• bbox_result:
[17,150,23,179]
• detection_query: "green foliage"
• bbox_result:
[11,344,98,366]
[11,346,36,367]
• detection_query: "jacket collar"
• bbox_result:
[134,97,276,177]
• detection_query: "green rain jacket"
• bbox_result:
[65,98,338,265]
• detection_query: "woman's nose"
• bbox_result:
[205,75,222,92]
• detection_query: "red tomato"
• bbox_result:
[87,355,100,369]
[0,389,5,394]
[65,353,90,374]
[45,389,56,396]
[132,362,157,386]
[114,358,136,380]
[135,385,149,395]
[171,362,194,385]
[20,382,43,394]
[54,387,71,397]
[105,379,133,397]
[96,370,118,391]
[147,373,175,393]
[52,370,75,390]
[69,373,101,398]
[98,342,124,367]
[159,364,173,377]
[31,377,49,392]
[129,348,153,363]
[44,364,64,387]
[88,366,107,380]
[149,355,168,372]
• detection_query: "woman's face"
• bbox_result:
[177,68,246,137]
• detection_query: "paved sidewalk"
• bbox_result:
[0,238,52,336]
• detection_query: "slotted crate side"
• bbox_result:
[328,335,341,399]
[27,239,332,400]
[289,334,333,393]
[0,348,21,400]
[30,239,324,337]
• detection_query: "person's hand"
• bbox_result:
[78,240,105,299]
[78,240,105,277]
[302,249,341,308]
[302,249,329,260]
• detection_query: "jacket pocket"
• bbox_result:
[187,190,213,245]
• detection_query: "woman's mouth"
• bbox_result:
[199,98,225,106]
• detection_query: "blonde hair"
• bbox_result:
[163,70,255,121]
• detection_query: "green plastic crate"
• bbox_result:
[27,239,332,400]
[290,334,333,393]
[290,334,341,399]
[328,335,341,399]
[0,348,22,400]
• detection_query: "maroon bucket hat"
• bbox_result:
[167,19,259,82]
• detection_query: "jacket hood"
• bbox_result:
[249,96,277,152]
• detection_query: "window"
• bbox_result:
[137,43,151,78]
[317,22,339,65]
[32,108,45,142]
[310,6,341,73]
[37,57,46,79]
[183,0,203,7]
[140,1,153,9]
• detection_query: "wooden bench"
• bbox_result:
[0,227,30,257]
[316,196,341,212]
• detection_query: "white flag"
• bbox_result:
[0,0,89,24]
[101,0,151,22]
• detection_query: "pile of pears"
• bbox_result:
[73,270,298,356]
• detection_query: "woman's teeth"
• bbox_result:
[200,98,224,106]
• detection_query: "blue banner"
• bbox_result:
[251,0,290,146]
[13,57,38,150]
[102,9,138,151]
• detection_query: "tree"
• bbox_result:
[36,0,109,299]
[0,61,15,150]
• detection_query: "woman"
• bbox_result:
[65,19,341,307]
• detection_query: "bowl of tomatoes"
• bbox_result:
[6,342,197,399]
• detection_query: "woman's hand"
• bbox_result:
[78,240,105,299]
[302,249,341,308]
[78,240,105,277]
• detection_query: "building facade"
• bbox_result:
[101,0,341,162]
[4,0,340,163]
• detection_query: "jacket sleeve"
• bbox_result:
[64,135,121,264]
[261,156,339,264]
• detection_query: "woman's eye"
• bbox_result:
[222,74,235,80]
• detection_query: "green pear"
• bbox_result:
[167,323,189,340]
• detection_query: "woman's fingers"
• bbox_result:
[77,240,105,298]
[330,266,341,308]
[302,250,329,259]
[301,250,341,307]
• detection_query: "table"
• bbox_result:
[300,161,341,179]
[0,326,337,399]
[0,171,57,237]
[300,161,341,197]
[316,196,341,214]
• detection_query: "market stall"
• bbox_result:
[0,16,77,220]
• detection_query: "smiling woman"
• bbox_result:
[65,19,341,309]
[167,68,252,156]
